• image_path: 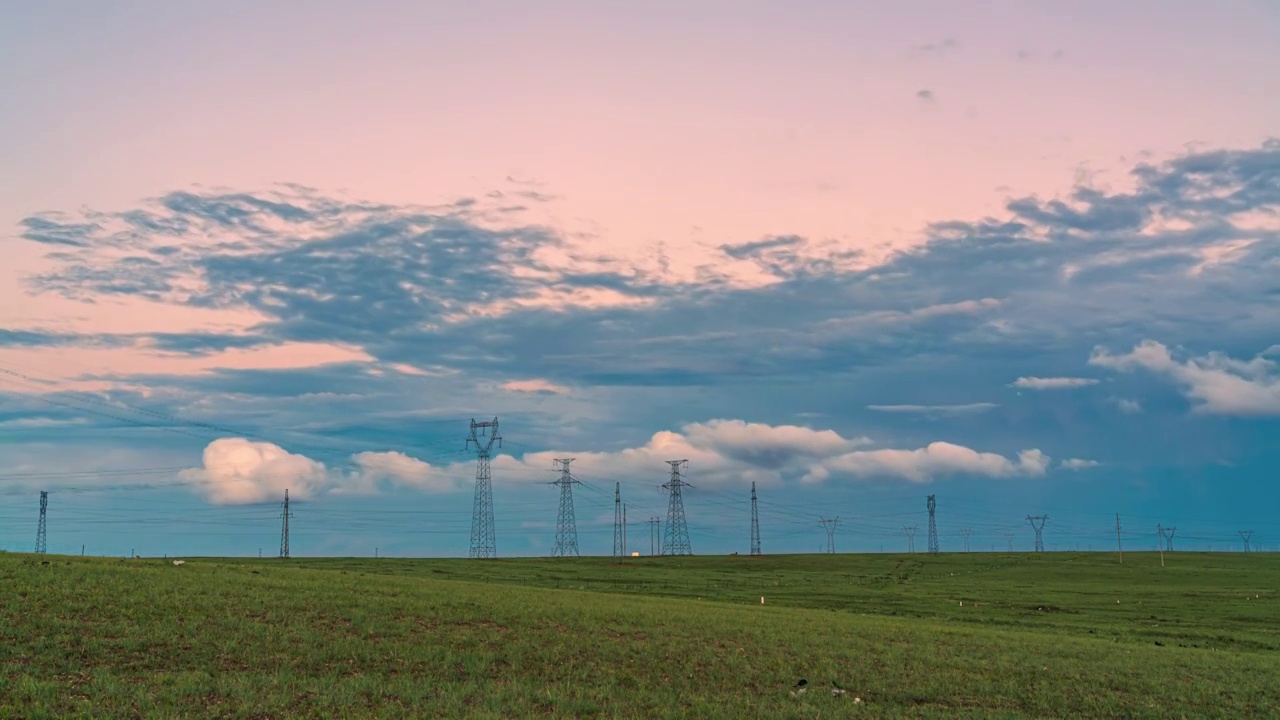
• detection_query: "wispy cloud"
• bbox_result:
[1011,377,1100,390]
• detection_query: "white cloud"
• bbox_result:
[1090,340,1280,415]
[1116,398,1143,414]
[806,442,1050,483]
[1011,376,1100,390]
[1060,458,1101,470]
[501,378,570,395]
[179,438,455,504]
[867,403,998,416]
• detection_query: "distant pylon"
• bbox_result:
[903,526,917,553]
[1239,530,1253,553]
[550,458,580,557]
[750,481,762,556]
[960,528,972,552]
[819,517,838,553]
[279,489,293,559]
[1159,525,1176,551]
[1004,533,1014,552]
[35,491,48,554]
[1027,515,1048,552]
[661,460,693,555]
[467,417,501,559]
[927,495,939,554]
[612,482,623,560]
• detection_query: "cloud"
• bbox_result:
[1060,458,1101,470]
[912,39,960,57]
[1011,377,1100,390]
[916,89,936,102]
[1116,398,1143,414]
[178,438,456,504]
[867,403,998,416]
[808,444,1050,484]
[1090,340,1280,415]
[502,379,570,395]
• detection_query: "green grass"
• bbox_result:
[2,551,1277,718]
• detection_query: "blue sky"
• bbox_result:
[1,1,1278,557]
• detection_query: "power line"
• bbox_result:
[466,417,501,559]
[550,459,580,558]
[661,460,692,556]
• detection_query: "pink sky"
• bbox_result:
[3,0,1280,381]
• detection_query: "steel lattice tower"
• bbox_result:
[661,460,693,555]
[549,458,580,557]
[903,526,917,553]
[279,489,293,558]
[612,482,624,559]
[819,517,838,554]
[1027,515,1048,552]
[1160,526,1176,551]
[35,491,48,554]
[961,528,972,552]
[750,481,761,556]
[467,417,501,559]
[1239,530,1253,552]
[927,495,939,554]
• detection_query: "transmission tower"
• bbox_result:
[613,482,624,560]
[279,489,293,559]
[1004,533,1014,552]
[1160,525,1176,551]
[1239,530,1253,552]
[1116,513,1124,564]
[466,417,501,559]
[1026,515,1047,552]
[649,516,660,556]
[903,526,917,553]
[819,517,838,554]
[960,528,972,553]
[549,458,580,557]
[35,491,48,554]
[750,481,761,556]
[661,460,693,555]
[927,495,939,554]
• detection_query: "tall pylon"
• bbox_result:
[1239,530,1253,552]
[467,417,501,559]
[1004,533,1014,552]
[1160,525,1176,551]
[35,491,48,554]
[279,489,293,559]
[903,526,917,553]
[819,517,838,553]
[549,458,580,557]
[661,460,693,555]
[1027,515,1048,552]
[960,528,972,552]
[927,495,939,554]
[750,481,761,556]
[612,482,624,560]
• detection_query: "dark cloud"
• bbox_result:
[912,39,960,57]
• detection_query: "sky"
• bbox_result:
[2,0,1279,558]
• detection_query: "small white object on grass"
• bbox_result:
[760,596,765,604]
[172,560,186,566]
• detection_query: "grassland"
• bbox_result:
[2,551,1277,718]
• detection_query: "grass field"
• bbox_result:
[2,551,1277,718]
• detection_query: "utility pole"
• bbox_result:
[613,482,623,560]
[466,417,501,559]
[1004,533,1014,552]
[819,517,838,554]
[1157,524,1165,567]
[661,460,693,555]
[279,489,293,559]
[750,481,761,556]
[549,458,580,557]
[1115,513,1124,564]
[35,491,48,554]
[649,516,659,556]
[1239,530,1252,553]
[903,526,917,554]
[623,503,627,557]
[927,495,938,554]
[1026,515,1048,552]
[960,528,972,553]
